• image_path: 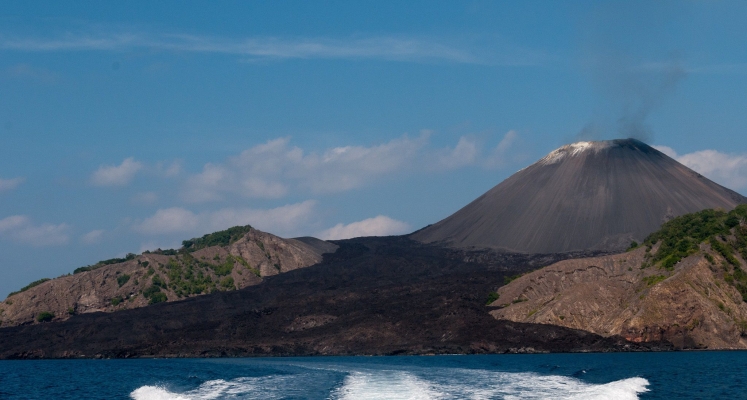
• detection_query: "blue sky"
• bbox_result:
[1,1,747,296]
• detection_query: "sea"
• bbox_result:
[0,352,745,399]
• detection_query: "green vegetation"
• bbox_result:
[642,204,747,300]
[486,291,500,305]
[219,276,235,290]
[117,274,131,287]
[111,296,122,306]
[642,274,667,286]
[148,292,167,304]
[7,278,51,298]
[181,225,252,252]
[503,273,524,285]
[643,206,747,270]
[211,255,235,276]
[74,253,136,274]
[627,241,639,251]
[36,311,54,322]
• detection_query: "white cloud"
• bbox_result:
[81,229,105,245]
[181,132,503,203]
[0,215,70,246]
[654,145,747,190]
[0,177,24,192]
[156,160,182,178]
[133,207,199,235]
[0,32,548,66]
[437,137,478,169]
[133,200,317,239]
[90,157,143,187]
[485,130,519,168]
[318,215,411,240]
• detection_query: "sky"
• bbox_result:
[1,1,747,297]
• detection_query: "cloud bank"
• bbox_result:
[0,215,70,246]
[655,145,747,190]
[90,157,143,187]
[0,177,24,192]
[318,216,411,240]
[182,131,519,203]
[133,200,317,239]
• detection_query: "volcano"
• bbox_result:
[411,139,747,254]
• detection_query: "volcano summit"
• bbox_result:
[412,139,747,254]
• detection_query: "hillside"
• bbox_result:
[412,139,747,253]
[0,237,666,359]
[0,226,333,327]
[491,205,747,349]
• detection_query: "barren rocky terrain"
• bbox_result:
[0,228,330,327]
[492,207,747,349]
[0,237,667,359]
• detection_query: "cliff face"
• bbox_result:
[412,139,746,253]
[0,228,331,327]
[490,246,747,349]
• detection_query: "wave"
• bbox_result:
[130,366,649,400]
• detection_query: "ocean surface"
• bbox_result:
[0,352,745,399]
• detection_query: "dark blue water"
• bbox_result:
[0,352,745,399]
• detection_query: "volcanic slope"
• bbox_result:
[0,237,667,359]
[491,205,747,350]
[412,139,746,254]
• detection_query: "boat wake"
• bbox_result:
[131,367,649,400]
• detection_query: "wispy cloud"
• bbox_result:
[133,200,317,239]
[318,215,411,240]
[90,157,143,187]
[81,229,105,245]
[3,64,57,83]
[0,177,25,192]
[0,31,546,65]
[181,131,520,203]
[655,145,747,190]
[0,215,70,246]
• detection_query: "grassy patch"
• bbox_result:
[181,225,253,252]
[486,292,500,305]
[7,278,50,298]
[36,311,54,322]
[642,274,667,286]
[117,274,130,287]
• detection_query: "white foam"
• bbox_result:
[329,369,648,400]
[330,371,445,400]
[131,366,649,400]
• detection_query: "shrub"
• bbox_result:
[142,285,162,299]
[111,296,122,306]
[74,253,137,274]
[219,276,235,290]
[7,278,50,298]
[486,292,500,305]
[36,311,54,322]
[181,225,253,252]
[148,292,167,304]
[117,274,131,287]
[152,274,166,288]
[503,273,523,285]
